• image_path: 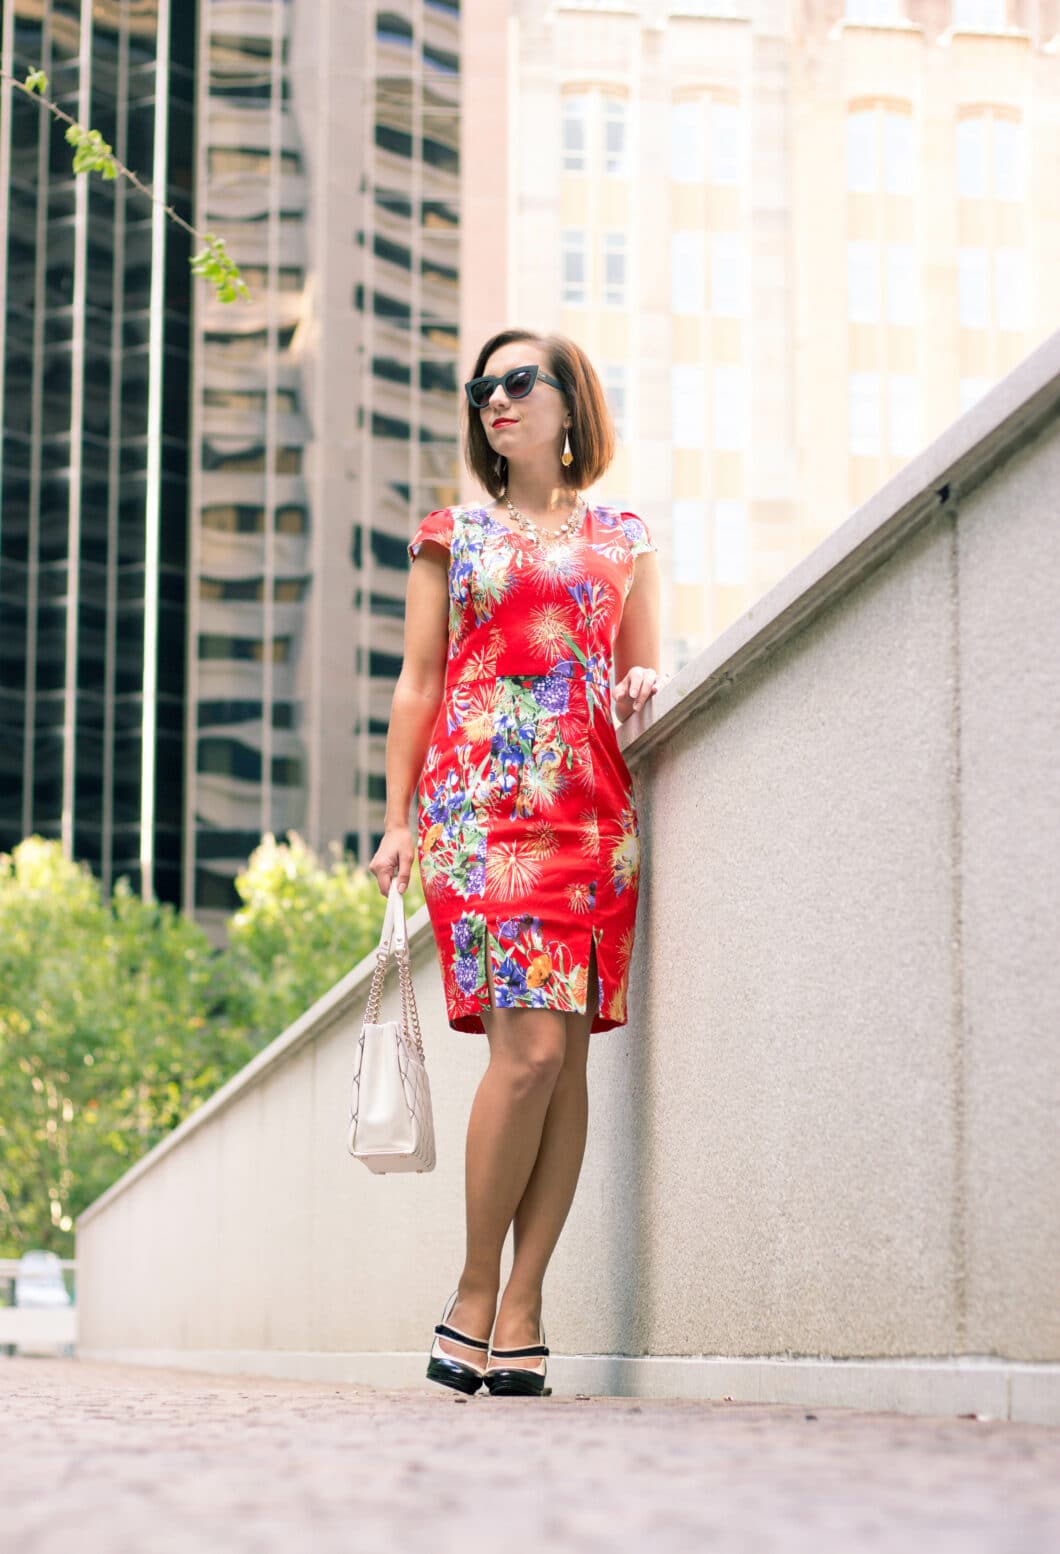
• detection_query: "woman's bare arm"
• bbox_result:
[369,540,449,895]
[612,550,662,723]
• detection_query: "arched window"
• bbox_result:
[846,100,916,195]
[561,87,631,178]
[956,105,1023,201]
[671,91,744,187]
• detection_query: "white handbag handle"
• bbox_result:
[361,879,424,1066]
[376,877,407,960]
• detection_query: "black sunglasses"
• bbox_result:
[464,363,565,410]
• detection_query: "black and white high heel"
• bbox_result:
[426,1290,490,1395]
[484,1318,551,1397]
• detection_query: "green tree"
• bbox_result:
[0,839,240,1255]
[0,834,416,1257]
[221,831,424,1049]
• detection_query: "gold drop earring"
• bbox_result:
[561,427,573,467]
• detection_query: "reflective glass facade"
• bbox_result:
[0,0,194,901]
[188,2,314,914]
[1,0,463,924]
[188,0,462,919]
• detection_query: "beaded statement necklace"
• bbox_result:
[502,491,587,547]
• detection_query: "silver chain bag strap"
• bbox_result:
[347,878,436,1174]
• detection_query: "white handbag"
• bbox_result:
[347,878,436,1174]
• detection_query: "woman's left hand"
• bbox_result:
[614,666,662,721]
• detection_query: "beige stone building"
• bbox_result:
[460,0,1060,668]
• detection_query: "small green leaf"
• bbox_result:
[189,234,250,304]
[24,69,49,95]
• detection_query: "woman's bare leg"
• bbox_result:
[490,940,599,1364]
[436,947,567,1367]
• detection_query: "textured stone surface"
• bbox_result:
[957,418,1060,1359]
[2,1359,1058,1554]
[630,516,960,1357]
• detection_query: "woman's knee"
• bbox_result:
[490,1022,566,1092]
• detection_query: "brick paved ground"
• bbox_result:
[1,1357,1058,1554]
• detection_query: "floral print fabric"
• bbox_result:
[406,501,656,1033]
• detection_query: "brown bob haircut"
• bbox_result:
[463,329,616,501]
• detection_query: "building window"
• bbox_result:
[848,105,915,194]
[712,365,746,451]
[377,11,414,45]
[604,97,628,176]
[956,117,989,197]
[198,737,262,781]
[562,228,587,305]
[603,364,629,441]
[886,243,918,325]
[957,247,1027,331]
[277,505,308,535]
[957,247,990,328]
[710,101,742,187]
[846,0,903,19]
[958,111,1024,200]
[202,505,265,533]
[562,94,589,173]
[603,232,627,306]
[849,372,881,455]
[995,247,1027,331]
[952,0,1006,29]
[710,234,747,317]
[673,500,706,585]
[208,147,302,178]
[993,116,1023,199]
[887,374,921,455]
[562,90,630,178]
[671,364,706,449]
[884,110,914,194]
[847,240,880,321]
[274,447,302,474]
[671,99,703,183]
[671,231,704,315]
[714,501,747,586]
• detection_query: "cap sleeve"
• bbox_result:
[407,507,455,562]
[620,511,657,560]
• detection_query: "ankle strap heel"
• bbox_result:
[484,1323,551,1397]
[426,1290,491,1396]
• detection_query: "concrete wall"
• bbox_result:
[76,335,1060,1422]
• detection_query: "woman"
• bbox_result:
[369,327,661,1398]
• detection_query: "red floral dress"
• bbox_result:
[406,500,656,1033]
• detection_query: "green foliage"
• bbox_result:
[64,123,118,180]
[222,831,423,1043]
[4,62,249,304]
[190,233,251,304]
[0,834,416,1259]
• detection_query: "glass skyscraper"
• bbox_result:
[0,0,464,930]
[0,0,195,902]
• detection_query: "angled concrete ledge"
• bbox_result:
[618,328,1060,767]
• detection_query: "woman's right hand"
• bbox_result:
[368,826,415,897]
